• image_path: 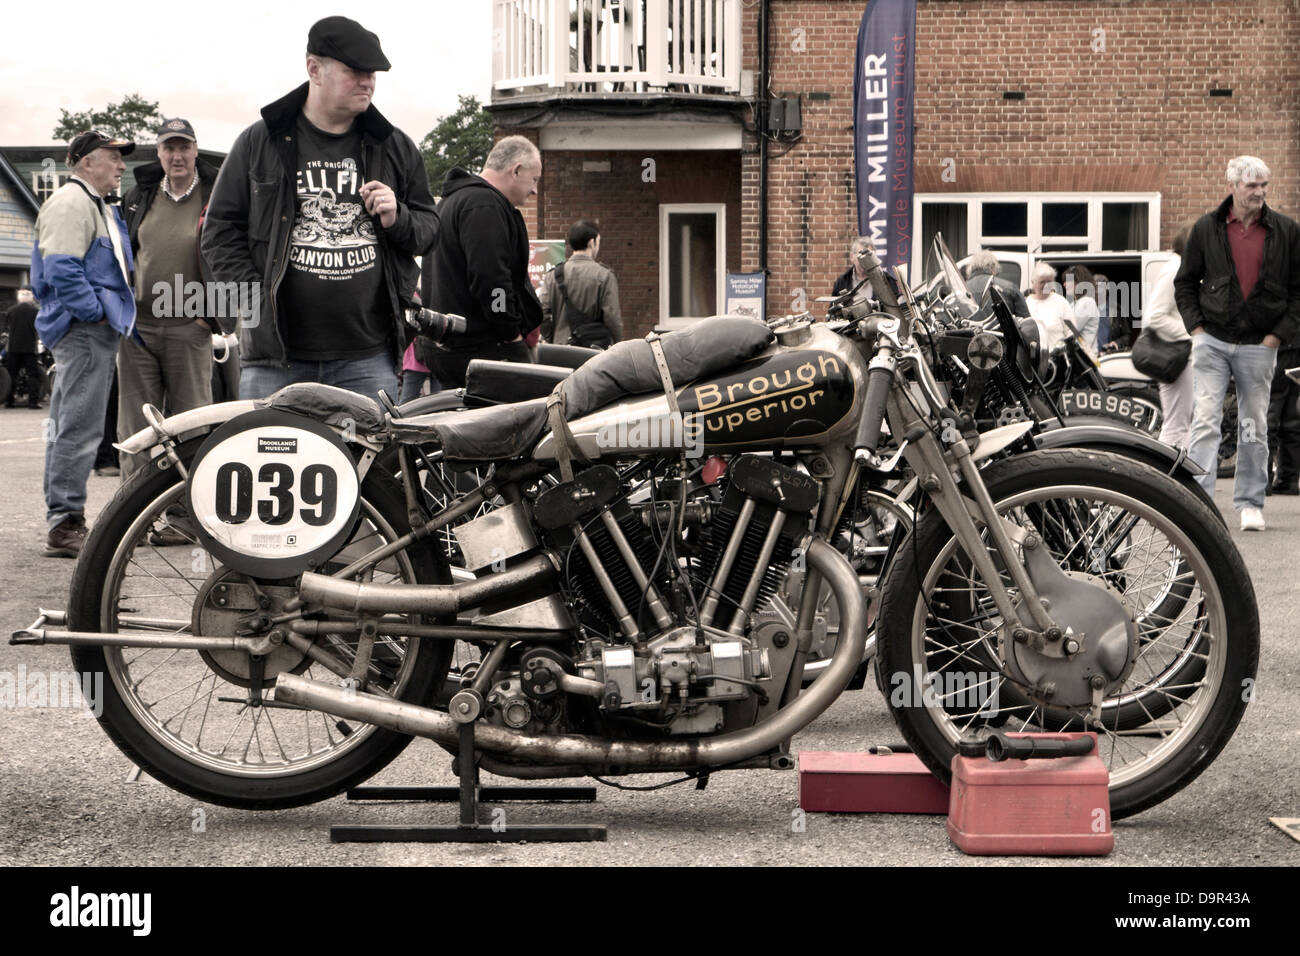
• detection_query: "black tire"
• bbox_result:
[68,440,452,809]
[877,449,1258,819]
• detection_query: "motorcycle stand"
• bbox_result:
[329,720,607,843]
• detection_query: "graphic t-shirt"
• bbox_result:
[279,115,389,360]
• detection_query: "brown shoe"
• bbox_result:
[45,515,88,558]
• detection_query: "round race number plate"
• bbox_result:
[187,409,361,578]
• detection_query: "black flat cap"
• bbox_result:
[307,16,390,72]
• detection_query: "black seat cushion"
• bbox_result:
[465,360,571,406]
[262,383,386,434]
[390,399,550,461]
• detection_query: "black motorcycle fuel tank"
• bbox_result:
[533,323,865,459]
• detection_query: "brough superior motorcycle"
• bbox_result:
[16,247,1258,821]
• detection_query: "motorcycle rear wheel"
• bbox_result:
[68,445,452,809]
[877,449,1257,819]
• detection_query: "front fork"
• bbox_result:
[889,354,1061,650]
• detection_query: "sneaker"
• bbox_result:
[1239,507,1265,532]
[1270,480,1300,496]
[93,465,121,477]
[45,515,88,557]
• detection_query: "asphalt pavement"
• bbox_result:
[0,404,1296,868]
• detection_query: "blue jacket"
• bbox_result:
[30,180,137,349]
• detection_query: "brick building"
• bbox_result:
[488,0,1300,341]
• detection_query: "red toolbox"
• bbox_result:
[946,732,1113,856]
[799,750,951,814]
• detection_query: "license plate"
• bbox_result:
[1059,389,1147,426]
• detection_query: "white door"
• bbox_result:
[658,203,726,330]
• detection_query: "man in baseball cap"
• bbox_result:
[116,116,225,492]
[66,130,134,167]
[30,130,138,555]
[201,17,437,404]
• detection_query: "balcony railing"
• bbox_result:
[493,0,743,97]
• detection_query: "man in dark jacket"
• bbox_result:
[965,249,1030,319]
[420,135,543,387]
[3,287,42,408]
[1176,155,1300,531]
[201,16,439,402]
[117,118,223,479]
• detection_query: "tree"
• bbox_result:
[52,94,164,143]
[420,95,495,197]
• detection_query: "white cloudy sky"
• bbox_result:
[1,3,495,151]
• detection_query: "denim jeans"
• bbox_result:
[239,351,399,404]
[1186,332,1277,510]
[44,320,120,530]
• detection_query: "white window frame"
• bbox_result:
[658,202,726,329]
[913,192,1161,279]
[31,170,72,203]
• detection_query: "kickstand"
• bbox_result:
[329,720,606,843]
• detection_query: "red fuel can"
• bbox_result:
[946,732,1113,856]
[799,750,951,814]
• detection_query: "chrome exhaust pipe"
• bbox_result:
[276,537,865,772]
[298,553,556,616]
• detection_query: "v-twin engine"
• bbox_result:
[452,455,821,736]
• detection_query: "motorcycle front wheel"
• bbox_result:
[68,445,452,809]
[877,449,1258,819]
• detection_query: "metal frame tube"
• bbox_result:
[298,554,556,617]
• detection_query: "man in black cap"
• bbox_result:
[202,16,438,403]
[30,130,138,556]
[117,118,224,482]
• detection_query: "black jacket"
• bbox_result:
[421,167,542,349]
[122,158,224,330]
[1174,195,1300,345]
[3,301,39,353]
[201,83,439,366]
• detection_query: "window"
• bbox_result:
[31,169,71,203]
[920,203,968,279]
[912,192,1160,279]
[659,203,725,328]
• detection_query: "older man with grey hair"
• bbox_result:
[30,130,137,556]
[964,248,1030,318]
[419,134,544,387]
[1176,155,1300,531]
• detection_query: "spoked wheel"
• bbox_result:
[68,448,451,809]
[878,449,1258,819]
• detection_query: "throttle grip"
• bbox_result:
[852,364,894,459]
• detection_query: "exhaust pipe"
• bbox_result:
[276,537,865,772]
[298,553,556,616]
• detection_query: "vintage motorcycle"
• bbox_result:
[16,246,1258,820]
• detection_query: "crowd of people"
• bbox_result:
[11,16,623,559]
[9,13,1298,557]
[949,155,1300,533]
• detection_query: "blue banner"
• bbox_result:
[853,0,916,271]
